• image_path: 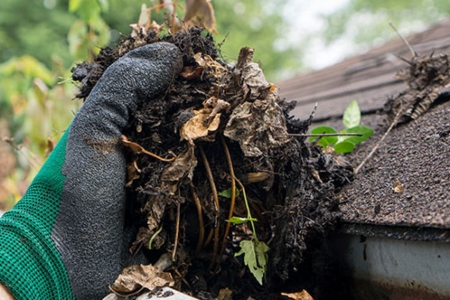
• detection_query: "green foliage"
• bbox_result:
[323,0,450,50]
[310,100,373,154]
[223,183,269,284]
[218,187,240,198]
[213,0,302,81]
[227,216,257,225]
[68,0,110,61]
[235,239,269,285]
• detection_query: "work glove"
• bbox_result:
[0,42,182,299]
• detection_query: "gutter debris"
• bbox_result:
[72,28,353,299]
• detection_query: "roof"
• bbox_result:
[277,20,450,236]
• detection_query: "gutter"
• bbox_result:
[329,224,450,299]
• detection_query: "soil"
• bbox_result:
[71,28,354,299]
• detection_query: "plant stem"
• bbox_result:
[289,133,363,137]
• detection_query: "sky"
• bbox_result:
[283,0,352,70]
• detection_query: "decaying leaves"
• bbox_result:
[393,180,404,193]
[109,264,174,297]
[75,27,355,299]
[184,0,217,33]
[180,108,221,142]
[384,53,450,124]
[281,290,314,300]
[224,93,290,157]
[223,47,290,156]
[161,146,197,194]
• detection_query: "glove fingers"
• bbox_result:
[53,42,182,299]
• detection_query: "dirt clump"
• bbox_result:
[71,28,353,299]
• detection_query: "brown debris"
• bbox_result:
[384,53,450,124]
[72,28,353,300]
[109,264,174,297]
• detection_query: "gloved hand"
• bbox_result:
[0,42,182,299]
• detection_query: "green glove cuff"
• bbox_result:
[0,129,74,300]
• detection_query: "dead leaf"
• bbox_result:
[224,93,290,157]
[180,65,204,80]
[217,287,233,300]
[393,180,404,193]
[125,160,141,187]
[161,146,198,194]
[184,0,217,33]
[203,96,230,121]
[180,108,221,143]
[281,289,314,300]
[129,4,162,38]
[235,47,271,101]
[109,264,174,297]
[194,52,227,79]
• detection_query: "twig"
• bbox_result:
[121,135,176,162]
[172,202,181,262]
[173,267,191,289]
[2,136,41,170]
[199,145,221,270]
[289,133,363,137]
[190,183,205,255]
[389,22,417,57]
[355,111,401,174]
[216,135,237,272]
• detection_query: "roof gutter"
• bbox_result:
[329,226,450,299]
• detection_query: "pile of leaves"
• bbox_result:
[72,27,353,300]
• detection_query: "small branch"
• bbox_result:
[121,135,176,162]
[172,203,181,261]
[355,111,401,174]
[216,135,237,272]
[289,133,363,137]
[190,183,205,255]
[389,22,417,57]
[199,145,221,271]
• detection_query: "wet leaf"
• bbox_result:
[193,52,227,79]
[281,289,314,300]
[180,108,221,142]
[224,94,290,157]
[109,264,174,297]
[235,239,269,285]
[218,188,240,198]
[180,65,204,80]
[343,100,361,129]
[309,126,338,147]
[161,146,197,194]
[235,47,271,101]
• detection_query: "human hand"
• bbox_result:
[0,42,182,299]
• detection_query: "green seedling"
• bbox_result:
[221,184,269,285]
[309,100,373,154]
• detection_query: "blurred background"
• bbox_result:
[1,0,450,210]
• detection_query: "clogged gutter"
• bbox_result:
[71,27,353,300]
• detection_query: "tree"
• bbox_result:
[323,0,450,53]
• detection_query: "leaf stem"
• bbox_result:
[289,133,363,137]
